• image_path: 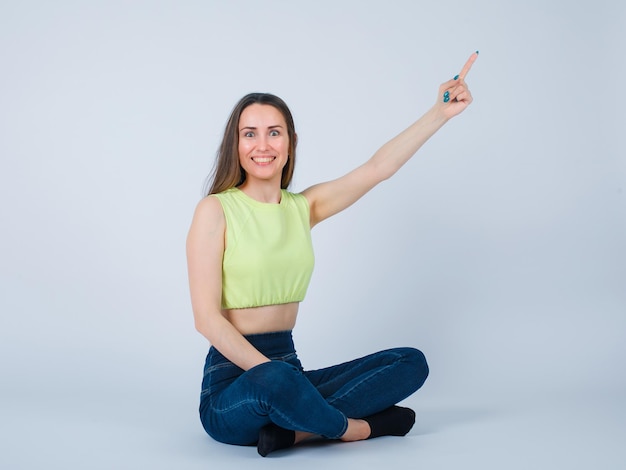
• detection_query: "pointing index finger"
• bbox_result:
[458,51,479,80]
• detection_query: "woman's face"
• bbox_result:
[238,103,289,186]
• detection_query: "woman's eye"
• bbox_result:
[270,130,279,136]
[244,131,254,137]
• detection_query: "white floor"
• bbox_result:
[3,387,624,470]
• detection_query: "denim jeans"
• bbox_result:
[199,331,429,445]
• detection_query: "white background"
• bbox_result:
[1,1,624,468]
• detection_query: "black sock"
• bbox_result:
[257,424,295,457]
[363,405,416,439]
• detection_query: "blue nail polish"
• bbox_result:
[475,50,479,54]
[454,74,459,80]
[443,95,450,103]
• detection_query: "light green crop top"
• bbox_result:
[213,187,315,309]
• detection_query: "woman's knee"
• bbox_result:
[400,347,429,390]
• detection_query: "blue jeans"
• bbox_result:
[199,331,429,445]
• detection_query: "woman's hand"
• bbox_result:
[435,51,478,120]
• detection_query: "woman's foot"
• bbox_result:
[257,424,295,457]
[257,405,415,456]
[363,405,416,439]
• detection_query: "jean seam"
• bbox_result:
[204,362,239,375]
[325,353,403,408]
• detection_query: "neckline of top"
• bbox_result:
[232,187,286,207]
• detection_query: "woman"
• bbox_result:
[186,52,478,456]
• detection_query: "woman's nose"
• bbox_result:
[257,134,269,150]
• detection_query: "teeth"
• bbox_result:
[253,157,274,163]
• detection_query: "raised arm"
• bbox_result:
[303,52,478,227]
[186,196,270,370]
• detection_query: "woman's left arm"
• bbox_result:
[303,52,478,227]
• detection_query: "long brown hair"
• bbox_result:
[205,93,298,195]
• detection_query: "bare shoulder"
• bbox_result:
[299,183,319,206]
[299,162,378,227]
[194,195,224,221]
[188,195,225,239]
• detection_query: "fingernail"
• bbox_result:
[453,74,459,80]
[475,50,479,54]
[443,95,450,103]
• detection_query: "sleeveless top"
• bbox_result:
[212,188,315,309]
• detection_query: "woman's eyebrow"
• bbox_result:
[239,124,284,131]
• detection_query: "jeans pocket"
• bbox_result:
[201,361,243,400]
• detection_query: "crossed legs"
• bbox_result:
[201,345,429,455]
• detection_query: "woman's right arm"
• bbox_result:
[186,196,270,371]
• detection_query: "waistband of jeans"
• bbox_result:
[208,330,295,364]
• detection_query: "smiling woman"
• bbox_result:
[206,93,298,197]
[237,104,290,198]
[185,51,477,458]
